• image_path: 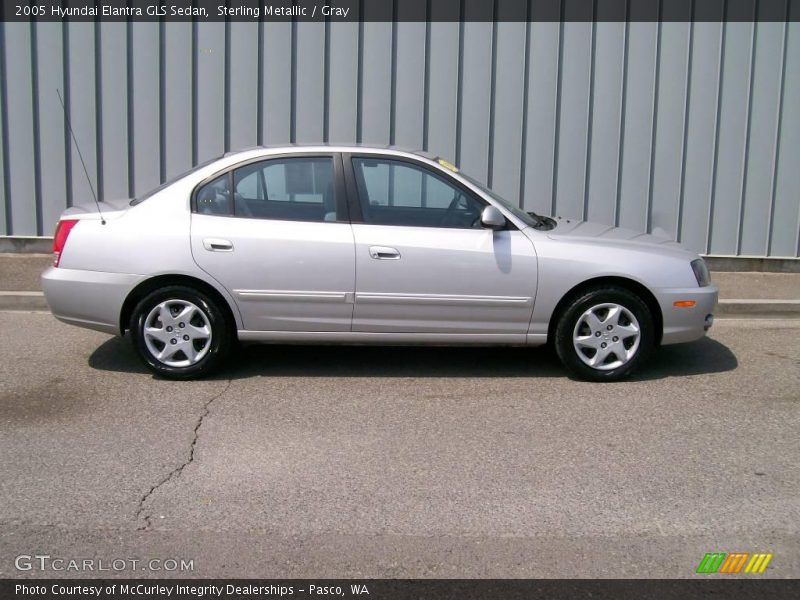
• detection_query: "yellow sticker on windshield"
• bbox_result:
[437,158,458,172]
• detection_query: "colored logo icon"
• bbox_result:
[696,552,773,574]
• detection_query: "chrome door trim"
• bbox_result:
[234,289,354,303]
[354,292,533,307]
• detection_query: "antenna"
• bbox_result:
[56,88,105,225]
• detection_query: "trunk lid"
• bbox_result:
[60,198,132,221]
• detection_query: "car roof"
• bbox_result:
[223,144,438,162]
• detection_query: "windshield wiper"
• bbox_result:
[527,211,545,226]
[528,212,555,230]
[526,211,544,225]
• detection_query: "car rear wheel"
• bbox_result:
[554,286,655,382]
[130,285,232,379]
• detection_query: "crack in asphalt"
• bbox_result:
[135,379,232,531]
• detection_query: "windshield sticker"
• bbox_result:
[436,158,458,172]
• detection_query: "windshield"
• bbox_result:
[129,155,223,206]
[457,173,544,228]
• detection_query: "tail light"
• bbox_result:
[52,219,79,267]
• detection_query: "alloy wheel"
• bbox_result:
[572,302,641,371]
[142,299,212,367]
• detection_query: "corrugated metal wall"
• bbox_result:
[1,12,798,257]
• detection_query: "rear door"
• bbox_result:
[190,153,355,332]
[345,154,538,336]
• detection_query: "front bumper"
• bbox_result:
[41,266,143,334]
[657,284,719,345]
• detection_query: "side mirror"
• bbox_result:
[480,206,506,230]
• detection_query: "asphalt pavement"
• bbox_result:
[0,312,798,578]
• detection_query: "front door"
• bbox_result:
[190,154,355,332]
[346,156,537,335]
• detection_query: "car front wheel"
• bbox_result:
[554,286,655,382]
[130,285,232,379]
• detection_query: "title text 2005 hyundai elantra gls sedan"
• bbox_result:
[42,146,718,381]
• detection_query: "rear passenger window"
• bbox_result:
[195,174,232,215]
[233,157,336,222]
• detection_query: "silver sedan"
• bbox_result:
[42,146,718,381]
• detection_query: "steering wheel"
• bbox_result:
[441,194,482,228]
[441,194,469,227]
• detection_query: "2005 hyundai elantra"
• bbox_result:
[42,146,718,381]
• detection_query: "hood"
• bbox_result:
[547,218,684,251]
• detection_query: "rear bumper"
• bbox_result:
[657,284,719,345]
[41,266,142,334]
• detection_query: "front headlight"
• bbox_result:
[691,258,711,287]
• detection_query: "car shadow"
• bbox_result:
[88,335,737,381]
[631,337,738,381]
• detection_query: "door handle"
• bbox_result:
[203,238,234,252]
[369,246,401,260]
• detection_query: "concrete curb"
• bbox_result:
[716,299,800,318]
[0,291,49,311]
[0,237,53,254]
[703,256,800,273]
[1,291,797,319]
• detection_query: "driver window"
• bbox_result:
[352,158,484,228]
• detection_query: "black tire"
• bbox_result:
[554,285,655,382]
[130,285,232,380]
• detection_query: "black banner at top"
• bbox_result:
[0,0,798,23]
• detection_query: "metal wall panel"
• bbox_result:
[360,19,393,145]
[66,23,100,209]
[585,21,625,226]
[393,5,426,149]
[458,13,493,181]
[740,20,785,256]
[130,22,160,197]
[262,22,292,145]
[617,20,658,234]
[554,18,593,220]
[1,11,798,258]
[98,22,130,199]
[228,22,260,149]
[195,22,225,164]
[489,4,526,204]
[425,18,459,161]
[770,20,800,257]
[709,20,755,255]
[521,21,560,217]
[5,22,37,234]
[294,21,325,144]
[650,21,690,239]
[327,19,359,144]
[162,22,192,180]
[679,20,723,254]
[0,24,6,235]
[35,22,67,231]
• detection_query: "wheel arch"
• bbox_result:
[120,274,239,337]
[546,276,663,346]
